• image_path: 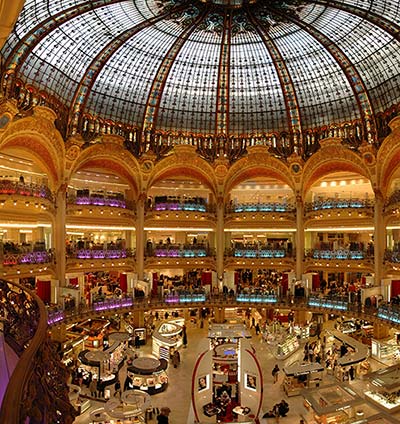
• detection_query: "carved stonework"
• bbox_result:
[359,141,377,167]
[66,144,81,162]
[389,115,400,131]
[22,338,78,424]
[32,105,58,123]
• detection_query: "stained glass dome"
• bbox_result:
[1,0,400,158]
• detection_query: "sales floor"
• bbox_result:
[73,318,400,424]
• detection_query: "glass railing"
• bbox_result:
[307,249,369,260]
[226,248,291,258]
[68,248,134,259]
[68,194,134,209]
[3,250,53,265]
[236,293,278,303]
[151,199,210,213]
[308,296,348,311]
[227,202,294,213]
[384,250,400,263]
[305,198,372,212]
[149,245,213,258]
[0,180,53,202]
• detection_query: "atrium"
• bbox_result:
[0,0,400,423]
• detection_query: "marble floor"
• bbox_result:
[73,318,400,424]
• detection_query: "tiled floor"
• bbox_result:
[73,318,400,423]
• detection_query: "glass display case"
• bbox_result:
[275,335,299,360]
[127,356,169,395]
[152,320,183,361]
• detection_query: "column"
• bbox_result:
[216,197,225,281]
[374,191,385,285]
[214,307,225,324]
[131,310,145,327]
[136,192,145,280]
[295,195,305,280]
[54,185,66,286]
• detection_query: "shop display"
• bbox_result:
[371,338,400,364]
[365,364,400,412]
[152,320,183,361]
[283,362,324,396]
[275,335,299,360]
[127,356,169,395]
[302,384,365,424]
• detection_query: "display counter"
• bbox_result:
[365,364,400,413]
[152,320,183,361]
[283,362,324,397]
[302,384,364,424]
[78,349,117,387]
[328,330,369,367]
[371,338,400,364]
[127,356,168,395]
[275,334,299,360]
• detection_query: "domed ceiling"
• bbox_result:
[2,0,400,155]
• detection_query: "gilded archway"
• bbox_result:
[301,139,373,198]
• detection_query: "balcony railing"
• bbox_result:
[384,250,400,263]
[306,249,371,260]
[226,202,295,213]
[0,180,53,202]
[149,197,213,213]
[226,247,292,258]
[305,198,373,212]
[148,244,214,258]
[3,250,53,266]
[67,248,134,259]
[67,194,135,209]
[0,279,77,423]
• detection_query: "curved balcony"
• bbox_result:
[384,249,400,263]
[305,198,373,213]
[3,250,54,266]
[46,291,397,329]
[226,201,295,214]
[148,196,214,213]
[0,279,76,423]
[148,244,214,258]
[67,247,134,259]
[306,248,371,260]
[226,247,291,259]
[67,193,134,210]
[385,190,400,214]
[0,179,54,203]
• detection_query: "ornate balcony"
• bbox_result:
[3,250,54,266]
[226,247,291,259]
[147,243,214,258]
[226,201,295,214]
[0,279,76,423]
[305,198,373,212]
[68,248,134,260]
[0,179,54,202]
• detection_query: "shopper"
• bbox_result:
[272,364,280,383]
[172,350,180,368]
[89,378,97,397]
[157,406,171,424]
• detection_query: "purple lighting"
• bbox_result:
[93,298,133,311]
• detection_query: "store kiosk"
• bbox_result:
[127,356,169,395]
[302,384,365,423]
[365,364,400,412]
[192,324,262,423]
[283,362,324,396]
[327,330,369,382]
[152,318,184,361]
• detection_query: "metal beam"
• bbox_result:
[270,6,377,145]
[69,2,191,135]
[142,6,209,132]
[248,10,303,155]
